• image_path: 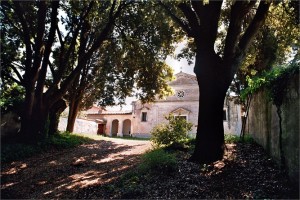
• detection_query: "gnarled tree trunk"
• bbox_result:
[49,99,67,135]
[66,98,81,133]
[189,51,232,163]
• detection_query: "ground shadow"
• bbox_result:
[1,139,149,199]
[78,142,299,199]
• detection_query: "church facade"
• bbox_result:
[86,72,242,138]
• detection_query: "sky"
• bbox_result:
[107,43,196,111]
[165,42,195,75]
[165,55,195,75]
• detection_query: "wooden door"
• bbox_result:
[97,124,104,135]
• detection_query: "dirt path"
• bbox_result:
[1,137,151,199]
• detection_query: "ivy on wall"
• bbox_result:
[241,62,299,107]
[241,62,299,170]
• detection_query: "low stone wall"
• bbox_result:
[58,117,98,135]
[246,74,299,184]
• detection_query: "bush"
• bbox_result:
[138,148,178,175]
[150,114,193,147]
[0,83,24,115]
[224,134,240,143]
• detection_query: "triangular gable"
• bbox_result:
[136,105,150,110]
[168,72,198,86]
[170,107,191,115]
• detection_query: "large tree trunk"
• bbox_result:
[190,51,232,163]
[66,98,81,133]
[49,99,67,135]
[20,101,50,144]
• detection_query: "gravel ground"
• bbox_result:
[1,137,151,199]
[1,137,298,199]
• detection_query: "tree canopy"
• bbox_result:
[0,0,183,139]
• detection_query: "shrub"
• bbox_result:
[138,148,178,175]
[224,134,240,143]
[0,83,24,115]
[150,114,193,147]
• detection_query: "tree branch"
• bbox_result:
[48,61,55,77]
[158,1,193,37]
[31,1,47,74]
[178,2,200,37]
[224,1,257,60]
[87,0,123,55]
[2,73,23,86]
[53,1,94,86]
[195,1,223,49]
[13,2,32,71]
[11,63,24,83]
[239,1,271,52]
[36,1,60,101]
[56,26,64,47]
[12,61,25,70]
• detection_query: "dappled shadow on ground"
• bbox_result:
[79,142,299,199]
[1,139,150,199]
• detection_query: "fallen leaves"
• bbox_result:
[79,142,299,199]
[1,139,298,199]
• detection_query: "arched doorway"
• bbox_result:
[122,119,131,136]
[111,119,119,136]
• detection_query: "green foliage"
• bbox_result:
[224,134,241,144]
[225,134,254,144]
[241,63,299,107]
[47,131,91,149]
[0,83,24,114]
[1,132,91,163]
[110,135,150,141]
[118,171,143,198]
[1,144,40,164]
[228,2,300,97]
[138,148,178,175]
[150,114,193,147]
[115,148,178,198]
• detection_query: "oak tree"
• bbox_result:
[160,0,273,163]
[62,2,181,132]
[1,0,131,142]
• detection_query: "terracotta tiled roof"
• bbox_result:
[101,110,132,115]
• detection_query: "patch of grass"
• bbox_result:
[1,131,92,163]
[225,134,241,143]
[110,135,150,141]
[240,134,255,143]
[1,144,41,163]
[138,148,178,175]
[225,134,254,144]
[114,148,178,198]
[48,131,91,149]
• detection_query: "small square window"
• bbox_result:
[175,116,187,121]
[141,112,147,122]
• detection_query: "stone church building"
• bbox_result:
[86,72,242,138]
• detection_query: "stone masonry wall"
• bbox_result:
[246,74,299,184]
